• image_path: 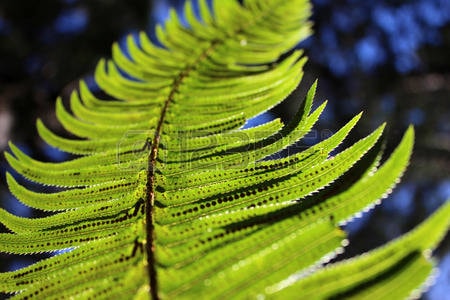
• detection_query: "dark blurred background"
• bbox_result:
[0,0,449,299]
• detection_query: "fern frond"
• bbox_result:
[1,0,448,299]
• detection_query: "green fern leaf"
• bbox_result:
[1,0,448,299]
[269,200,450,299]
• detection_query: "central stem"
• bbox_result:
[146,71,184,300]
[143,33,219,298]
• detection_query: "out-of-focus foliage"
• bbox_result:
[0,0,149,147]
[308,0,450,76]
